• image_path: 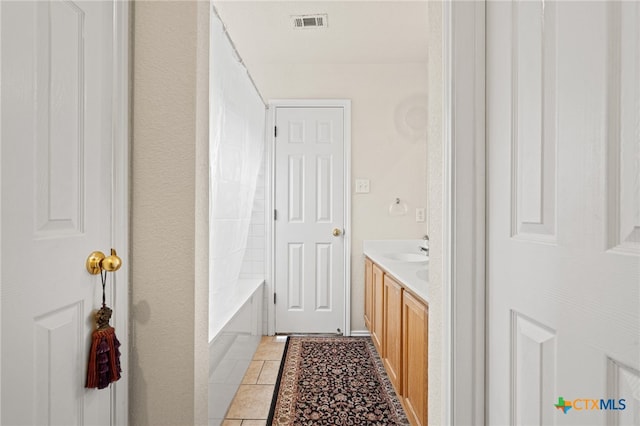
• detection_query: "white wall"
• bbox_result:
[251,63,429,332]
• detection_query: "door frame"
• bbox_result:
[0,1,129,423]
[266,99,352,336]
[443,1,486,425]
[111,1,130,423]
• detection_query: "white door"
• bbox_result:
[487,1,640,425]
[274,106,347,333]
[1,1,126,424]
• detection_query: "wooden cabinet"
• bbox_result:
[402,291,428,426]
[383,274,403,393]
[364,258,373,331]
[365,257,428,426]
[371,263,384,353]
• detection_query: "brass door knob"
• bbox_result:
[102,249,122,272]
[332,228,342,237]
[86,249,122,275]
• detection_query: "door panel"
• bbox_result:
[35,0,86,236]
[607,1,640,255]
[274,107,345,333]
[1,1,119,424]
[315,243,332,310]
[316,156,333,222]
[510,0,556,242]
[487,2,640,425]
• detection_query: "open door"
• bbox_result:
[486,2,640,424]
[1,1,128,424]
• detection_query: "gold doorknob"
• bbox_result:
[86,249,122,275]
[332,228,342,237]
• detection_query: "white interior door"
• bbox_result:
[1,1,126,424]
[487,1,640,425]
[274,106,347,334]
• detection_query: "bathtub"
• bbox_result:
[209,279,265,421]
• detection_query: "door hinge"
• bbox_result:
[274,209,278,221]
[274,293,277,304]
[274,126,278,137]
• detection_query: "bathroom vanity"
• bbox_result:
[363,240,428,426]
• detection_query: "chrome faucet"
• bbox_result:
[419,235,429,256]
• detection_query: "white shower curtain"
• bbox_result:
[209,13,265,341]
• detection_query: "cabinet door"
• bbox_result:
[371,263,384,353]
[403,291,428,426]
[383,274,403,394]
[364,258,373,331]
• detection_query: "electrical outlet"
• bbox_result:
[416,207,426,222]
[355,179,370,193]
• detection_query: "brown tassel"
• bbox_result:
[86,306,122,389]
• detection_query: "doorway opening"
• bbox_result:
[267,100,352,336]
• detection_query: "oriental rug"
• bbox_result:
[267,336,409,425]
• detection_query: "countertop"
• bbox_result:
[363,239,429,303]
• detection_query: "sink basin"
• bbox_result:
[384,253,428,263]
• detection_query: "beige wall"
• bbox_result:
[425,2,443,425]
[251,63,429,332]
[131,2,209,424]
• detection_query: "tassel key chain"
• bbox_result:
[85,249,122,389]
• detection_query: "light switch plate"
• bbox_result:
[355,179,370,193]
[416,207,426,222]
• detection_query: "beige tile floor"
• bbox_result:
[222,336,287,425]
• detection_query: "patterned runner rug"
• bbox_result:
[267,336,409,425]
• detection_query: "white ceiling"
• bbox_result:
[213,1,430,65]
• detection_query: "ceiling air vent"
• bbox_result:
[291,14,328,29]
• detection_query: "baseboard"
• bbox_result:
[350,330,371,337]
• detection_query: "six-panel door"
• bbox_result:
[274,107,346,333]
[487,2,640,424]
[1,1,119,424]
